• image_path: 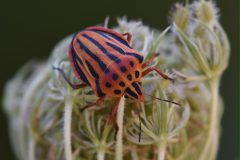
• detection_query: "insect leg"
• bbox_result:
[109,97,121,139]
[122,32,132,43]
[53,66,87,89]
[142,67,174,82]
[80,96,105,112]
[142,52,160,68]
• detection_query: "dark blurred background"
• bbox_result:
[0,0,238,160]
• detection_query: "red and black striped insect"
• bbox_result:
[54,26,174,136]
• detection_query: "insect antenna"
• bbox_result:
[144,92,181,106]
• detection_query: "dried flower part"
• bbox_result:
[115,17,154,56]
[193,0,219,27]
[3,1,229,160]
[171,3,191,31]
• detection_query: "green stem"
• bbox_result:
[115,97,125,160]
[131,146,139,160]
[97,150,105,160]
[64,99,73,160]
[199,79,219,160]
[28,139,35,160]
[157,142,167,160]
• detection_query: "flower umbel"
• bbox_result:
[3,0,229,160]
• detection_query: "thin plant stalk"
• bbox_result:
[97,150,105,160]
[64,98,73,160]
[157,143,167,160]
[115,97,125,160]
[131,146,139,160]
[28,139,35,160]
[199,78,219,160]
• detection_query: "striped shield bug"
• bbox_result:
[53,26,176,136]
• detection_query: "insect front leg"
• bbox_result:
[122,32,132,43]
[53,66,87,89]
[142,67,174,82]
[80,96,105,112]
[142,52,160,68]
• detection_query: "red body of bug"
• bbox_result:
[54,26,172,132]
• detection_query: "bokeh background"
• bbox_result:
[0,0,238,160]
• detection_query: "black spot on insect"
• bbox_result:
[132,82,142,95]
[129,61,134,67]
[120,66,127,73]
[127,74,132,81]
[124,94,129,98]
[119,81,125,87]
[114,89,122,95]
[135,70,140,78]
[112,73,119,81]
[105,82,112,88]
[125,88,138,99]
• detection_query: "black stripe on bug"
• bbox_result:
[82,34,121,64]
[77,39,110,74]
